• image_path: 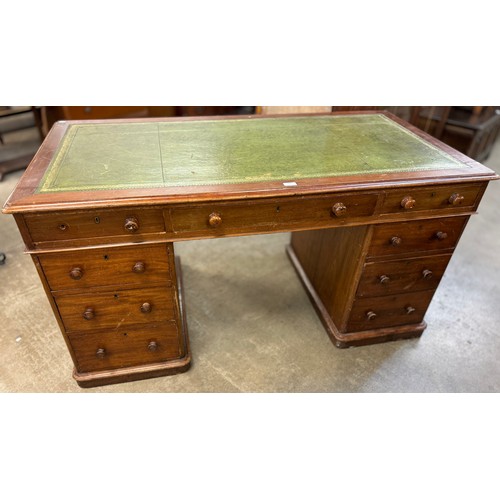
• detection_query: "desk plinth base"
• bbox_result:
[73,257,191,388]
[73,353,191,388]
[286,245,427,348]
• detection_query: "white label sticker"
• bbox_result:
[283,182,298,187]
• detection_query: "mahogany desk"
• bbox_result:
[3,112,498,387]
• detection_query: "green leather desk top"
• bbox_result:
[36,114,467,194]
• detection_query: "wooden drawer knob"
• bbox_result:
[422,269,433,279]
[208,212,222,227]
[69,267,83,280]
[124,216,139,232]
[390,236,402,246]
[331,202,347,217]
[83,307,95,320]
[401,196,416,209]
[140,302,152,313]
[406,306,416,314]
[96,348,106,359]
[379,275,390,284]
[449,193,465,205]
[436,231,448,240]
[148,341,158,352]
[133,261,146,273]
[366,311,377,321]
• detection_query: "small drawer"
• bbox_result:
[381,183,482,214]
[345,290,436,332]
[168,192,378,237]
[356,254,452,298]
[55,286,177,332]
[367,216,468,258]
[24,207,165,244]
[68,321,182,373]
[39,244,172,291]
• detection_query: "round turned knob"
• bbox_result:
[148,341,158,352]
[436,231,448,240]
[379,275,390,284]
[366,311,377,321]
[96,348,106,359]
[331,202,347,217]
[140,302,152,313]
[83,307,95,320]
[422,269,433,279]
[406,306,416,314]
[208,212,222,227]
[124,216,139,233]
[401,196,416,210]
[449,193,465,205]
[390,236,403,247]
[132,261,146,273]
[69,267,83,280]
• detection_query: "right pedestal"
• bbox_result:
[288,216,469,347]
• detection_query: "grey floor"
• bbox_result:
[1,126,499,392]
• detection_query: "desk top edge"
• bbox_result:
[3,111,498,214]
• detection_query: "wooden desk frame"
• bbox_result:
[3,111,498,387]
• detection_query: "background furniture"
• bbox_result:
[258,106,332,115]
[0,107,43,181]
[331,106,500,162]
[411,106,500,162]
[40,106,177,136]
[40,106,256,136]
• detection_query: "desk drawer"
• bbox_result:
[346,290,435,332]
[68,321,182,373]
[56,286,176,332]
[356,254,452,298]
[367,216,468,258]
[25,208,165,244]
[381,183,482,214]
[39,244,172,291]
[168,193,378,237]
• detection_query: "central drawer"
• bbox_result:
[55,286,176,332]
[39,244,172,291]
[68,321,182,373]
[168,192,379,237]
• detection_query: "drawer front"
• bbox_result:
[368,216,468,258]
[56,287,176,332]
[25,208,165,244]
[381,183,482,215]
[168,193,379,237]
[39,244,172,291]
[356,254,452,298]
[68,321,182,373]
[345,290,436,332]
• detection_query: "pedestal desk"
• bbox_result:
[3,112,497,387]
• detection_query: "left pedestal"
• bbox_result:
[30,239,191,388]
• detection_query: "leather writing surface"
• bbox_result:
[37,114,467,193]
